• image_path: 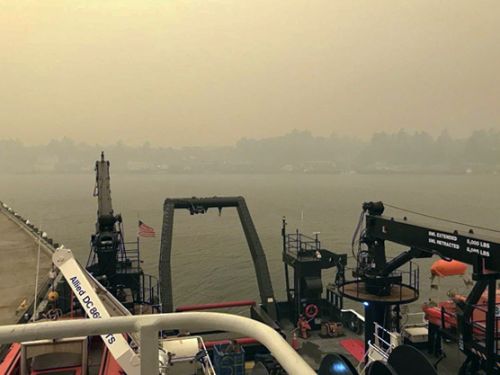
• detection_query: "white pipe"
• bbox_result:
[140,324,158,375]
[0,312,316,375]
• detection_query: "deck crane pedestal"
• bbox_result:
[338,201,500,374]
[281,218,348,325]
[86,152,160,312]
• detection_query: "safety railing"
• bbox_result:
[140,273,161,311]
[285,230,321,256]
[160,335,215,374]
[470,302,500,355]
[357,322,400,374]
[0,312,316,375]
[339,260,419,303]
[116,237,142,273]
[86,222,142,274]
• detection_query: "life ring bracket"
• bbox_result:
[305,304,319,319]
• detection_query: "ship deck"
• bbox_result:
[0,200,476,374]
[279,318,465,374]
[0,205,53,324]
[195,328,466,374]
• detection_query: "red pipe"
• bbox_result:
[175,300,256,312]
[204,337,259,349]
[99,348,123,375]
[0,343,21,375]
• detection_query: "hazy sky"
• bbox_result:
[1,1,499,146]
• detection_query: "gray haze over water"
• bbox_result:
[1,1,499,146]
[2,0,499,320]
[1,172,499,313]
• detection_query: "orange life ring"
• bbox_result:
[305,304,319,319]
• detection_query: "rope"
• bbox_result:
[384,203,500,234]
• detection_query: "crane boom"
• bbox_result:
[94,151,114,218]
[363,202,500,272]
[52,248,140,375]
[88,152,124,284]
[358,201,500,374]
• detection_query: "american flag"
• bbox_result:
[138,220,155,237]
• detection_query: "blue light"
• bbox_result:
[330,361,348,373]
[363,301,369,307]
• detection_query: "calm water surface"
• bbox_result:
[1,173,499,313]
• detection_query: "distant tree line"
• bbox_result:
[0,129,499,174]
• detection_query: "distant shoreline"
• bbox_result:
[0,170,498,176]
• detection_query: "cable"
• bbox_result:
[351,209,366,258]
[384,203,500,234]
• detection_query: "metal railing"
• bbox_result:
[140,273,161,311]
[470,302,500,355]
[116,239,142,273]
[340,260,419,303]
[86,223,142,274]
[0,312,316,375]
[357,322,400,374]
[160,335,215,374]
[285,231,321,255]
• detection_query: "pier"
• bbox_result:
[0,202,54,324]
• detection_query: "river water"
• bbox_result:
[1,172,499,313]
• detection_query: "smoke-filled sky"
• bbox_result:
[1,1,499,146]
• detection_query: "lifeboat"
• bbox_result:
[423,300,457,328]
[423,291,500,333]
[430,259,467,277]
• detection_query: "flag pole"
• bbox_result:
[136,211,140,247]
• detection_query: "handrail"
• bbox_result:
[161,336,215,374]
[0,312,316,375]
[368,341,388,358]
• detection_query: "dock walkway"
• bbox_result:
[0,204,53,324]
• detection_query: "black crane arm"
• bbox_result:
[362,201,500,275]
[357,202,500,373]
[94,151,115,223]
[87,152,123,279]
